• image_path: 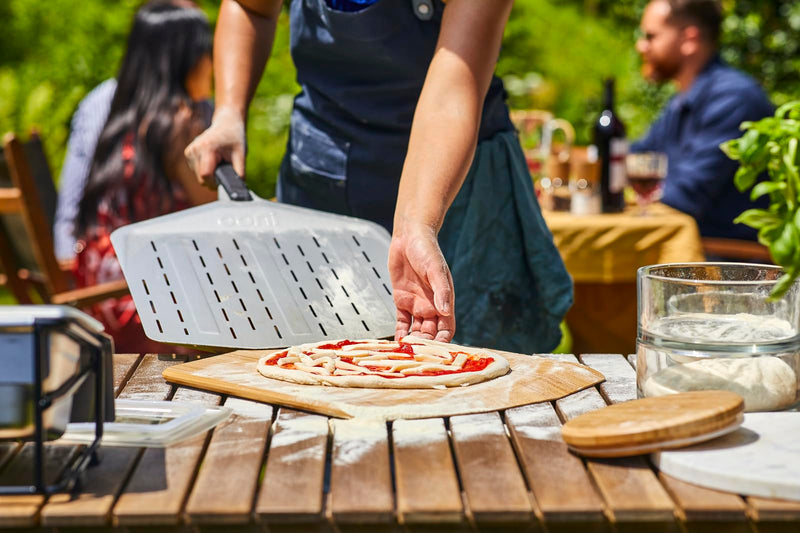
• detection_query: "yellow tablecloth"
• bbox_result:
[543,203,705,354]
[543,203,705,282]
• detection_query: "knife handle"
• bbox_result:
[214,163,253,202]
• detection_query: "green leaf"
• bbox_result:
[741,134,771,166]
[750,180,786,200]
[719,138,740,160]
[776,101,800,120]
[736,129,761,162]
[734,208,782,229]
[768,271,798,301]
[769,221,799,267]
[733,167,759,192]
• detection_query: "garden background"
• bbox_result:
[1,0,798,198]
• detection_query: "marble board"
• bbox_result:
[653,412,800,501]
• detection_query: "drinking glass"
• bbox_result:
[637,263,800,411]
[626,152,667,214]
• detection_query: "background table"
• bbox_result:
[543,203,705,355]
[2,352,799,532]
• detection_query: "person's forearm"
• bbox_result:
[394,55,481,232]
[214,0,282,120]
[393,0,512,234]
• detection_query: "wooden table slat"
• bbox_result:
[256,408,329,523]
[41,446,142,527]
[658,472,747,522]
[112,387,221,526]
[555,385,609,422]
[587,457,677,523]
[747,496,800,522]
[185,397,273,525]
[506,402,605,522]
[578,353,637,404]
[392,417,463,524]
[112,354,143,396]
[0,444,77,527]
[549,355,609,421]
[450,412,533,524]
[330,418,394,524]
[116,354,175,401]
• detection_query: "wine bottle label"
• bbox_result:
[609,139,628,193]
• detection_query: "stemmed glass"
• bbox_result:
[626,152,668,215]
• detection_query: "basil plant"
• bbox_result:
[721,101,800,299]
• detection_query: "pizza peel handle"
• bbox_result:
[214,163,252,202]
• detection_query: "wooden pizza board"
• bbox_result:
[561,390,745,457]
[162,349,605,420]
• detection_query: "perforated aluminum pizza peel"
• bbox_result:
[110,165,396,349]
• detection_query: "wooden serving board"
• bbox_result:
[561,390,745,457]
[162,349,605,420]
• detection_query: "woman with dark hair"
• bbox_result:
[73,0,217,352]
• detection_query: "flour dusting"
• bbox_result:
[279,446,324,464]
[450,413,504,440]
[224,397,273,420]
[332,419,386,465]
[392,418,446,447]
[271,416,328,448]
[505,404,564,442]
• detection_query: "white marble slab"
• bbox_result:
[653,413,800,501]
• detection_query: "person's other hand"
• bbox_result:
[388,222,455,342]
[184,107,246,188]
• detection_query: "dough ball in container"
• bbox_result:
[644,356,798,411]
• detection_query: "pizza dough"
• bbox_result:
[257,336,510,389]
[644,356,797,411]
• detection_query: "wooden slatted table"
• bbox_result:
[1,352,799,532]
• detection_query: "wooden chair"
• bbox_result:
[701,237,773,264]
[0,131,128,307]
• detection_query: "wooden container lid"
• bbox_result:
[561,390,744,457]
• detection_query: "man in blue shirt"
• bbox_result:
[632,0,773,241]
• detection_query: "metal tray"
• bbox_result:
[111,165,397,349]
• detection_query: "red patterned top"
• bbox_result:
[73,133,190,352]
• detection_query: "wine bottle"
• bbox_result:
[594,78,627,213]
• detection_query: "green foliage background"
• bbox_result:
[0,0,797,199]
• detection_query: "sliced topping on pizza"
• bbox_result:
[262,338,496,378]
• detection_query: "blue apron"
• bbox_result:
[278,0,573,352]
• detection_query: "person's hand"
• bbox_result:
[388,222,455,342]
[184,106,247,188]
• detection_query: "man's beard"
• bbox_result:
[642,58,681,83]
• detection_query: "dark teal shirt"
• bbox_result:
[632,56,773,240]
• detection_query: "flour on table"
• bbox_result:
[505,403,564,442]
[392,418,447,447]
[450,413,506,441]
[332,419,387,465]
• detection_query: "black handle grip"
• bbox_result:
[214,163,252,202]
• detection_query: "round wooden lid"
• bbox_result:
[561,390,744,458]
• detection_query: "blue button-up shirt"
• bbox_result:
[631,56,774,240]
